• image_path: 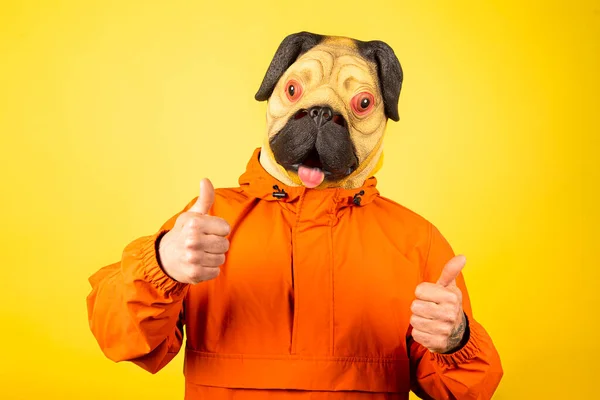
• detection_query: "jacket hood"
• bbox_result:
[238,148,380,209]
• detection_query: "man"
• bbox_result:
[87,32,503,399]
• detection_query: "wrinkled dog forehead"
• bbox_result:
[283,43,380,97]
[265,45,387,139]
[255,32,403,122]
[266,44,381,119]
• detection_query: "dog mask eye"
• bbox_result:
[351,92,375,116]
[285,79,303,102]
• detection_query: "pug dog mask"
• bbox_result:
[255,32,403,189]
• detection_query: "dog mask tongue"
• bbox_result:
[298,165,325,188]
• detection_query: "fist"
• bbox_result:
[158,178,230,284]
[410,255,468,354]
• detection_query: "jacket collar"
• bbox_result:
[238,148,380,208]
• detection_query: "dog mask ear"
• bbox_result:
[356,40,403,122]
[255,32,324,101]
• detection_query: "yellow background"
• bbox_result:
[1,1,598,398]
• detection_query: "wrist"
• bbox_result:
[136,230,188,297]
[443,312,470,354]
[155,230,174,277]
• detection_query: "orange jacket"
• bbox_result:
[87,149,502,399]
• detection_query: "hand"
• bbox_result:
[158,178,230,284]
[410,255,468,353]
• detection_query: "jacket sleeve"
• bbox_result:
[86,198,197,374]
[408,224,503,400]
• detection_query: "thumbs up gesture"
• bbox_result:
[410,255,468,354]
[158,179,231,284]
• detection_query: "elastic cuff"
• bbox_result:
[140,230,188,298]
[432,316,482,368]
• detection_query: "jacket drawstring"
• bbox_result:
[272,186,365,205]
[352,190,365,206]
[272,185,288,199]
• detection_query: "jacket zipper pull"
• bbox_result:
[272,185,288,199]
[352,190,365,206]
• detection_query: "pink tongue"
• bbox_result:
[298,165,325,188]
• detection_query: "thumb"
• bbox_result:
[189,178,215,215]
[436,255,467,287]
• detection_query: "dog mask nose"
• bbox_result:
[308,106,333,127]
